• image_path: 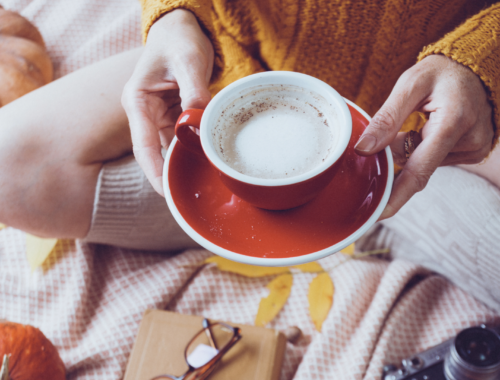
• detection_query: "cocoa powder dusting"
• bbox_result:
[229,99,280,125]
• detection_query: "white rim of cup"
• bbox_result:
[164,98,394,267]
[200,71,352,186]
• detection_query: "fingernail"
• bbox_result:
[378,204,395,221]
[354,134,377,153]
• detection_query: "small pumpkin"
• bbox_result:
[0,322,65,380]
[0,7,53,106]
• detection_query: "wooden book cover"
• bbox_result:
[124,310,287,380]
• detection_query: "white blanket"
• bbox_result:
[0,1,499,379]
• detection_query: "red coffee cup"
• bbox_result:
[174,71,352,210]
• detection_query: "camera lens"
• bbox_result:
[455,327,500,367]
[444,326,500,380]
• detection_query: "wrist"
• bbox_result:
[154,8,197,30]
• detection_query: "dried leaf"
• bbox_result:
[308,272,334,331]
[340,243,355,255]
[352,248,390,259]
[205,256,290,277]
[0,224,6,230]
[255,273,293,326]
[293,262,323,273]
[26,234,58,271]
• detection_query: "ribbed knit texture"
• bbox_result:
[357,166,500,314]
[140,0,500,147]
[84,155,199,251]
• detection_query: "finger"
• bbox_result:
[355,70,432,156]
[390,131,423,166]
[379,121,457,220]
[440,146,491,166]
[123,93,166,196]
[159,127,176,149]
[121,62,183,197]
[133,144,165,196]
[121,57,179,132]
[158,103,183,147]
[447,119,494,154]
[173,49,213,111]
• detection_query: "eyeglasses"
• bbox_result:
[150,319,242,380]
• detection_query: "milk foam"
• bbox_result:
[213,85,338,179]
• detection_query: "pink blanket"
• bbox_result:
[0,1,499,379]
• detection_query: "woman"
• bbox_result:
[0,1,499,309]
[125,0,500,218]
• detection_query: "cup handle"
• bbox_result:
[175,109,204,155]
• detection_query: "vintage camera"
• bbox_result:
[382,325,500,380]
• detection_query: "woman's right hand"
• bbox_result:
[122,9,214,196]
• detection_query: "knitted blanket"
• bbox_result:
[0,1,499,379]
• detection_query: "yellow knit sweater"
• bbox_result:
[140,0,500,147]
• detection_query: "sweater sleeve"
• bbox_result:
[418,3,500,149]
[140,0,213,42]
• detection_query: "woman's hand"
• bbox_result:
[355,55,494,219]
[122,9,214,196]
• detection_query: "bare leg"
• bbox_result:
[459,144,500,188]
[0,48,142,238]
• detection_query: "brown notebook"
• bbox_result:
[124,310,287,380]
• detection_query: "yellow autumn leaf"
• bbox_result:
[351,248,390,260]
[0,224,6,230]
[340,243,355,255]
[255,273,293,327]
[293,262,324,273]
[205,256,290,277]
[308,272,334,331]
[26,234,58,272]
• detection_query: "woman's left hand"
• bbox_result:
[355,54,495,219]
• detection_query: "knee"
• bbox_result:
[0,124,100,238]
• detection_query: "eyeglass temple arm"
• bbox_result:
[202,318,217,350]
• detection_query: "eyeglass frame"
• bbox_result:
[150,318,242,380]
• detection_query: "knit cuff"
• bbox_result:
[84,155,199,251]
[139,0,223,81]
[418,3,500,150]
[84,155,144,245]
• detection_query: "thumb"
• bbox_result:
[355,72,430,156]
[174,53,213,111]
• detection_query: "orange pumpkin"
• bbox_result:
[0,7,53,106]
[0,322,65,380]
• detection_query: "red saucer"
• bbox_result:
[166,103,390,260]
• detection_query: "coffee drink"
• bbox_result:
[212,84,340,179]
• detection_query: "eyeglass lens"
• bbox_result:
[186,323,235,369]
